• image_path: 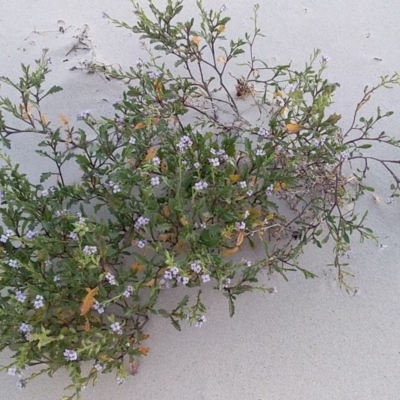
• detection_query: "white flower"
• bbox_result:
[68,232,78,241]
[63,349,78,361]
[148,71,159,79]
[134,216,150,230]
[150,176,160,186]
[112,183,121,194]
[265,184,274,196]
[137,240,147,249]
[235,221,246,231]
[201,274,211,283]
[182,276,189,285]
[92,301,105,314]
[116,377,125,385]
[255,148,266,157]
[195,315,207,328]
[136,58,144,68]
[8,259,20,269]
[129,137,136,145]
[340,150,349,160]
[26,230,39,240]
[170,266,179,276]
[123,285,134,298]
[246,189,254,196]
[152,156,160,165]
[257,127,270,138]
[83,245,97,255]
[321,54,331,62]
[8,367,17,376]
[194,162,200,169]
[164,270,172,280]
[94,362,104,371]
[239,181,247,189]
[18,323,33,334]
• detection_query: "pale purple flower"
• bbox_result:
[182,276,189,285]
[208,157,220,167]
[137,240,147,249]
[94,362,104,371]
[136,59,144,68]
[116,377,124,385]
[340,150,349,160]
[77,109,92,121]
[190,261,202,274]
[105,272,117,285]
[239,181,247,189]
[257,127,270,138]
[92,301,104,314]
[83,245,97,255]
[64,349,78,361]
[152,156,160,166]
[321,54,331,62]
[110,322,123,335]
[164,270,172,280]
[170,266,179,277]
[148,71,160,79]
[129,137,136,145]
[150,176,160,186]
[194,162,200,169]
[265,184,274,197]
[41,189,49,197]
[25,230,39,240]
[0,229,14,243]
[8,259,20,269]
[195,315,207,328]
[177,135,193,152]
[53,275,62,287]
[18,323,33,334]
[220,4,227,12]
[235,221,246,231]
[194,181,208,190]
[15,290,26,303]
[202,274,211,283]
[286,83,296,93]
[123,285,134,298]
[68,232,78,241]
[8,367,17,376]
[16,379,27,389]
[246,189,254,196]
[275,145,283,153]
[134,216,150,230]
[33,295,44,309]
[255,148,266,157]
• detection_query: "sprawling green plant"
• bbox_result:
[0,1,399,398]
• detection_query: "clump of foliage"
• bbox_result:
[0,1,399,398]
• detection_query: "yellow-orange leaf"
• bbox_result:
[80,287,99,316]
[249,208,261,218]
[134,122,146,130]
[159,233,171,242]
[274,91,283,98]
[132,262,145,272]
[280,107,286,115]
[141,333,150,340]
[217,25,225,33]
[59,114,69,125]
[273,181,287,192]
[266,213,274,220]
[138,347,149,356]
[192,36,201,47]
[222,246,239,257]
[155,81,163,101]
[286,123,301,133]
[229,174,240,183]
[217,56,226,63]
[163,205,171,217]
[144,146,157,162]
[236,231,245,247]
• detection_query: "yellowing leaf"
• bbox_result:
[286,123,301,133]
[266,213,274,220]
[84,317,90,332]
[138,347,149,356]
[155,81,163,101]
[236,231,245,247]
[180,217,189,226]
[217,25,225,33]
[80,287,99,316]
[222,246,239,257]
[161,160,168,173]
[144,146,157,162]
[40,114,48,124]
[229,174,240,183]
[280,107,286,115]
[249,208,261,218]
[273,91,283,98]
[217,56,226,63]
[59,114,69,126]
[131,262,144,272]
[273,181,287,192]
[145,279,155,287]
[192,36,201,47]
[141,333,150,340]
[134,122,146,130]
[163,205,171,217]
[159,233,171,242]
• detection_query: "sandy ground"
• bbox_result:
[1,0,400,399]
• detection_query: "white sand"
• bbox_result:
[1,0,400,399]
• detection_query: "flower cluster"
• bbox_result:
[177,135,193,152]
[63,349,78,361]
[195,315,207,328]
[194,181,208,190]
[134,216,150,230]
[110,322,123,335]
[83,245,97,255]
[0,229,14,243]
